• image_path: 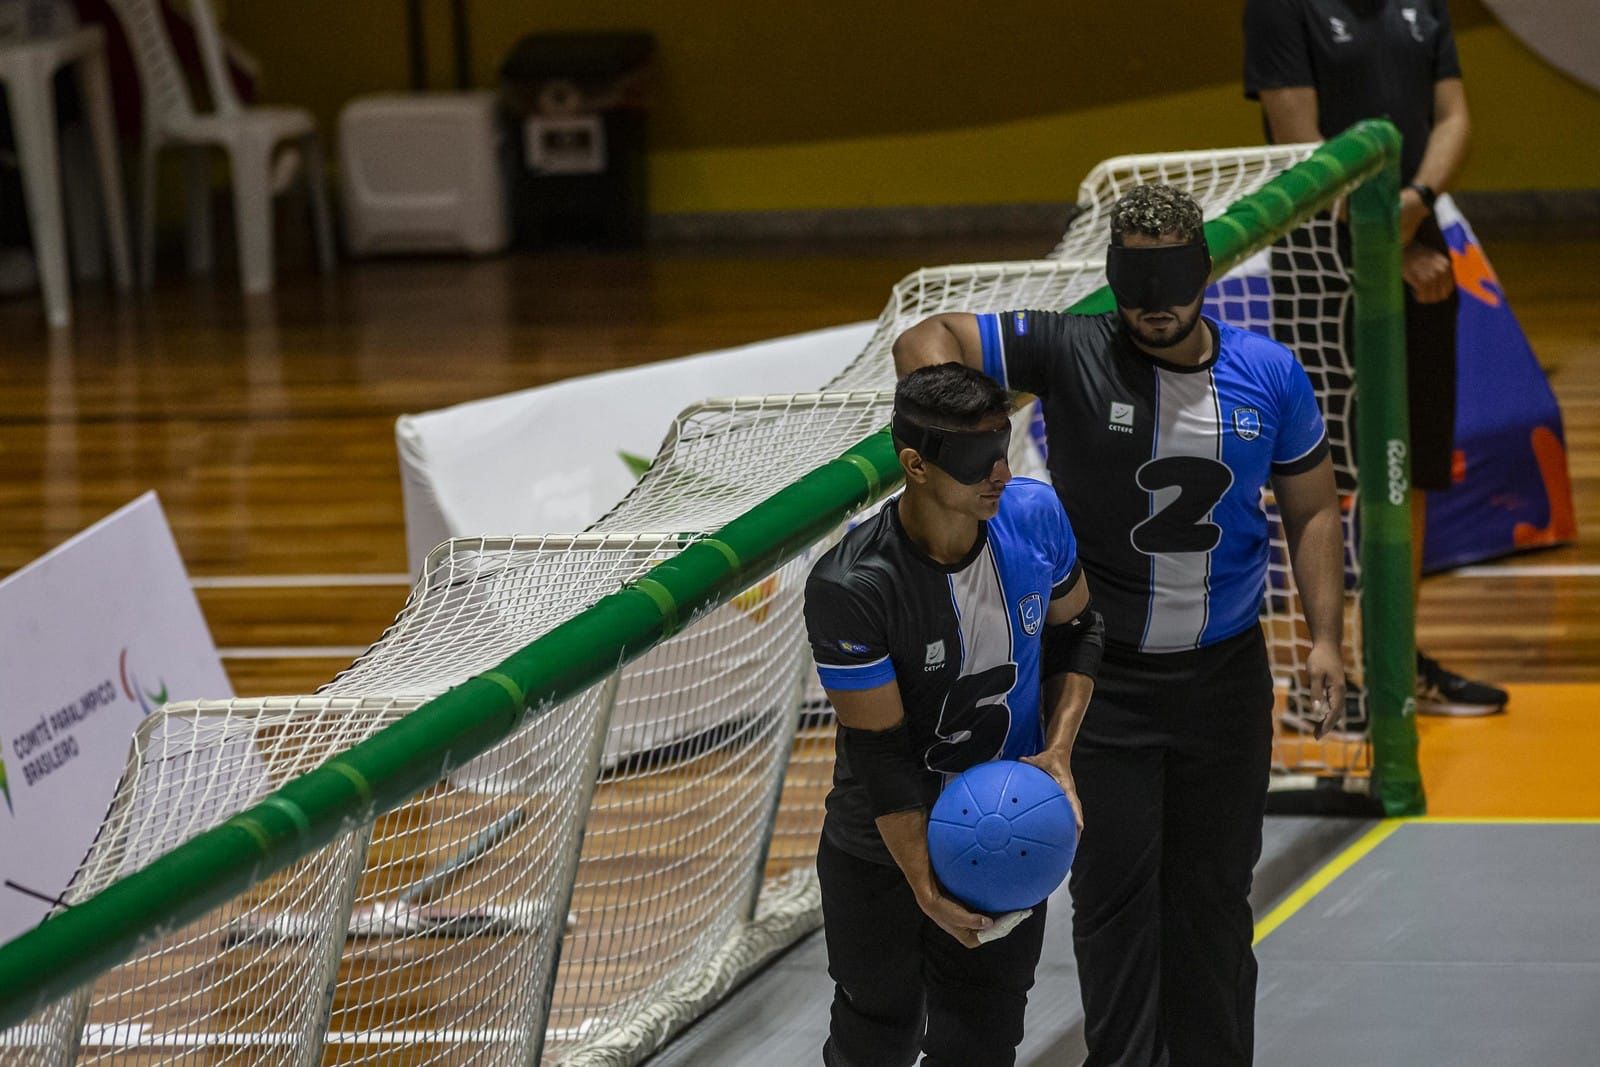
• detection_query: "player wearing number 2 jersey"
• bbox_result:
[894,184,1348,1065]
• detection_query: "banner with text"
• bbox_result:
[0,492,234,944]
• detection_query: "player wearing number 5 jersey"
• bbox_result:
[893,184,1348,1065]
[805,363,1104,1067]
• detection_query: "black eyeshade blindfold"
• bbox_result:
[891,412,1011,485]
[1105,241,1212,311]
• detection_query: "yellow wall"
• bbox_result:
[649,26,1600,214]
[223,4,1598,216]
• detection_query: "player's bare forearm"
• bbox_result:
[1288,500,1344,649]
[1041,673,1093,757]
[1274,458,1344,651]
[1276,458,1346,731]
[1029,672,1092,828]
[892,313,984,378]
[875,808,940,900]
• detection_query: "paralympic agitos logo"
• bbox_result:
[119,648,168,716]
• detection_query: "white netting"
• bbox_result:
[4,142,1381,1065]
[1049,145,1312,262]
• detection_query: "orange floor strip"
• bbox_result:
[1418,683,1600,818]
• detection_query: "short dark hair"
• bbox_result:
[894,363,1010,441]
[1109,183,1205,245]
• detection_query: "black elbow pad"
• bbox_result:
[1042,606,1105,682]
[841,722,928,818]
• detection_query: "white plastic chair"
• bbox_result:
[0,25,133,326]
[111,0,334,293]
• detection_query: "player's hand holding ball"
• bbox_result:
[912,883,992,950]
[1020,747,1083,832]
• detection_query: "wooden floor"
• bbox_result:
[0,235,1044,697]
[1,235,1595,696]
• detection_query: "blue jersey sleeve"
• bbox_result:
[1272,358,1330,475]
[1046,492,1081,598]
[804,573,896,691]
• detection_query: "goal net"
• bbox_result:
[1,130,1412,1066]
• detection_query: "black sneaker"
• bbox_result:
[1281,686,1368,740]
[1416,652,1508,717]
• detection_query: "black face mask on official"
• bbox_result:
[1105,241,1212,312]
[892,413,1010,485]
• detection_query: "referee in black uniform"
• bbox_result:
[1244,0,1508,717]
[805,363,1105,1066]
[894,184,1349,1064]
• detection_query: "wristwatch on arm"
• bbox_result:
[1407,182,1438,213]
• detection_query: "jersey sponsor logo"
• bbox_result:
[1400,7,1424,42]
[1108,402,1135,434]
[1329,16,1352,43]
[836,639,873,655]
[924,640,947,671]
[1017,592,1043,636]
[1013,311,1029,335]
[1232,406,1262,442]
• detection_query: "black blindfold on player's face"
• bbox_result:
[1105,240,1212,312]
[892,412,1011,485]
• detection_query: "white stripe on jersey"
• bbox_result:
[1142,367,1227,652]
[944,542,1014,754]
[822,655,890,671]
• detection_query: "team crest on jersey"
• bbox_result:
[1013,311,1029,335]
[924,640,947,671]
[1329,16,1352,42]
[1233,406,1262,442]
[1017,592,1044,636]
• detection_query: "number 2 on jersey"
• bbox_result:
[1131,457,1234,555]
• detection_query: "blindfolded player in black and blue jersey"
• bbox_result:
[805,362,1104,1067]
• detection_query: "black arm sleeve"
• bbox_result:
[841,723,928,818]
[1244,0,1315,99]
[1042,605,1106,683]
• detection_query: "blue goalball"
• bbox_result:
[927,759,1078,914]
